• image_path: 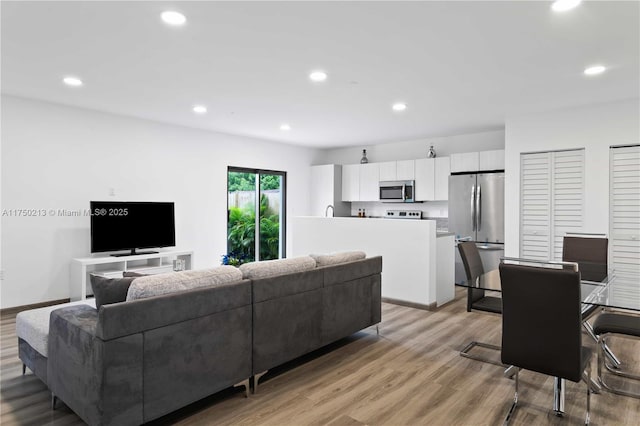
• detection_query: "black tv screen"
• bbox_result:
[90,201,175,255]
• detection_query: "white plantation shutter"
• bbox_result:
[551,150,585,260]
[520,152,552,260]
[610,145,640,281]
[520,149,584,261]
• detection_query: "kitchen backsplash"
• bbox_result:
[349,201,449,230]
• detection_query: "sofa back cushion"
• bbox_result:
[126,266,242,301]
[311,251,366,267]
[239,256,316,280]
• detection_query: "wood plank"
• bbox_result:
[1,290,639,425]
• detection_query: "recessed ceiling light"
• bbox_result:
[63,76,83,87]
[280,124,291,131]
[192,105,207,114]
[584,65,606,76]
[161,11,186,26]
[392,103,407,112]
[551,0,582,12]
[309,71,328,82]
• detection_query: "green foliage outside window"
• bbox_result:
[227,194,280,262]
[228,173,280,192]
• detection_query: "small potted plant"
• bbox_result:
[221,252,248,267]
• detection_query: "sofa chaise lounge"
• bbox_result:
[16,254,382,425]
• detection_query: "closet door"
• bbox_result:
[610,145,640,280]
[551,150,585,260]
[520,149,585,261]
[520,152,552,260]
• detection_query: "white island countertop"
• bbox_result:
[291,216,455,308]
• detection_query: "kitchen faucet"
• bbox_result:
[325,205,334,217]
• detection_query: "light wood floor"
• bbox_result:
[2,289,639,425]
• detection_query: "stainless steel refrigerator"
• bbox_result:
[449,172,505,284]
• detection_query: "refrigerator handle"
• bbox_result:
[476,184,481,232]
[470,184,476,231]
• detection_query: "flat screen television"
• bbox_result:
[90,201,175,256]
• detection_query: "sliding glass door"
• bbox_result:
[227,167,286,263]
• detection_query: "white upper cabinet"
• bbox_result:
[379,161,397,181]
[396,160,415,180]
[359,163,380,201]
[434,157,450,200]
[450,152,480,173]
[379,160,414,181]
[415,158,435,201]
[479,149,505,171]
[450,150,505,173]
[341,164,360,202]
[415,157,449,201]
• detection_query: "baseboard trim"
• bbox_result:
[1,298,71,316]
[382,297,436,311]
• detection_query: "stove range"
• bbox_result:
[385,210,423,219]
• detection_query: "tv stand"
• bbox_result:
[70,250,193,301]
[111,249,159,257]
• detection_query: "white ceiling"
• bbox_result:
[2,1,638,148]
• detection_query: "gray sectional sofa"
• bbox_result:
[17,255,382,426]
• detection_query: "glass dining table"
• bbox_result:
[457,266,640,416]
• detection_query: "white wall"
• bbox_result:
[317,129,505,165]
[504,98,640,257]
[1,95,321,308]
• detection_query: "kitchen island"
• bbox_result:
[291,216,455,309]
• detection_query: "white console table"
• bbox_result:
[70,250,194,301]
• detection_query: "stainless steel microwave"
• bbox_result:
[379,180,415,203]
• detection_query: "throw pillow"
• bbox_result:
[311,251,367,267]
[239,256,316,280]
[90,275,135,309]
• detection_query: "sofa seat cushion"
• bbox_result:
[16,299,96,357]
[311,251,366,267]
[126,266,243,301]
[239,256,316,280]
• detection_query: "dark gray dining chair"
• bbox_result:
[593,312,640,399]
[458,242,502,365]
[500,261,592,425]
[563,234,621,370]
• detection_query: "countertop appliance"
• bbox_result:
[385,209,422,219]
[379,180,415,203]
[448,172,505,284]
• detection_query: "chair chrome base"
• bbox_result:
[597,336,640,399]
[460,341,504,367]
[504,367,591,425]
[584,320,621,368]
